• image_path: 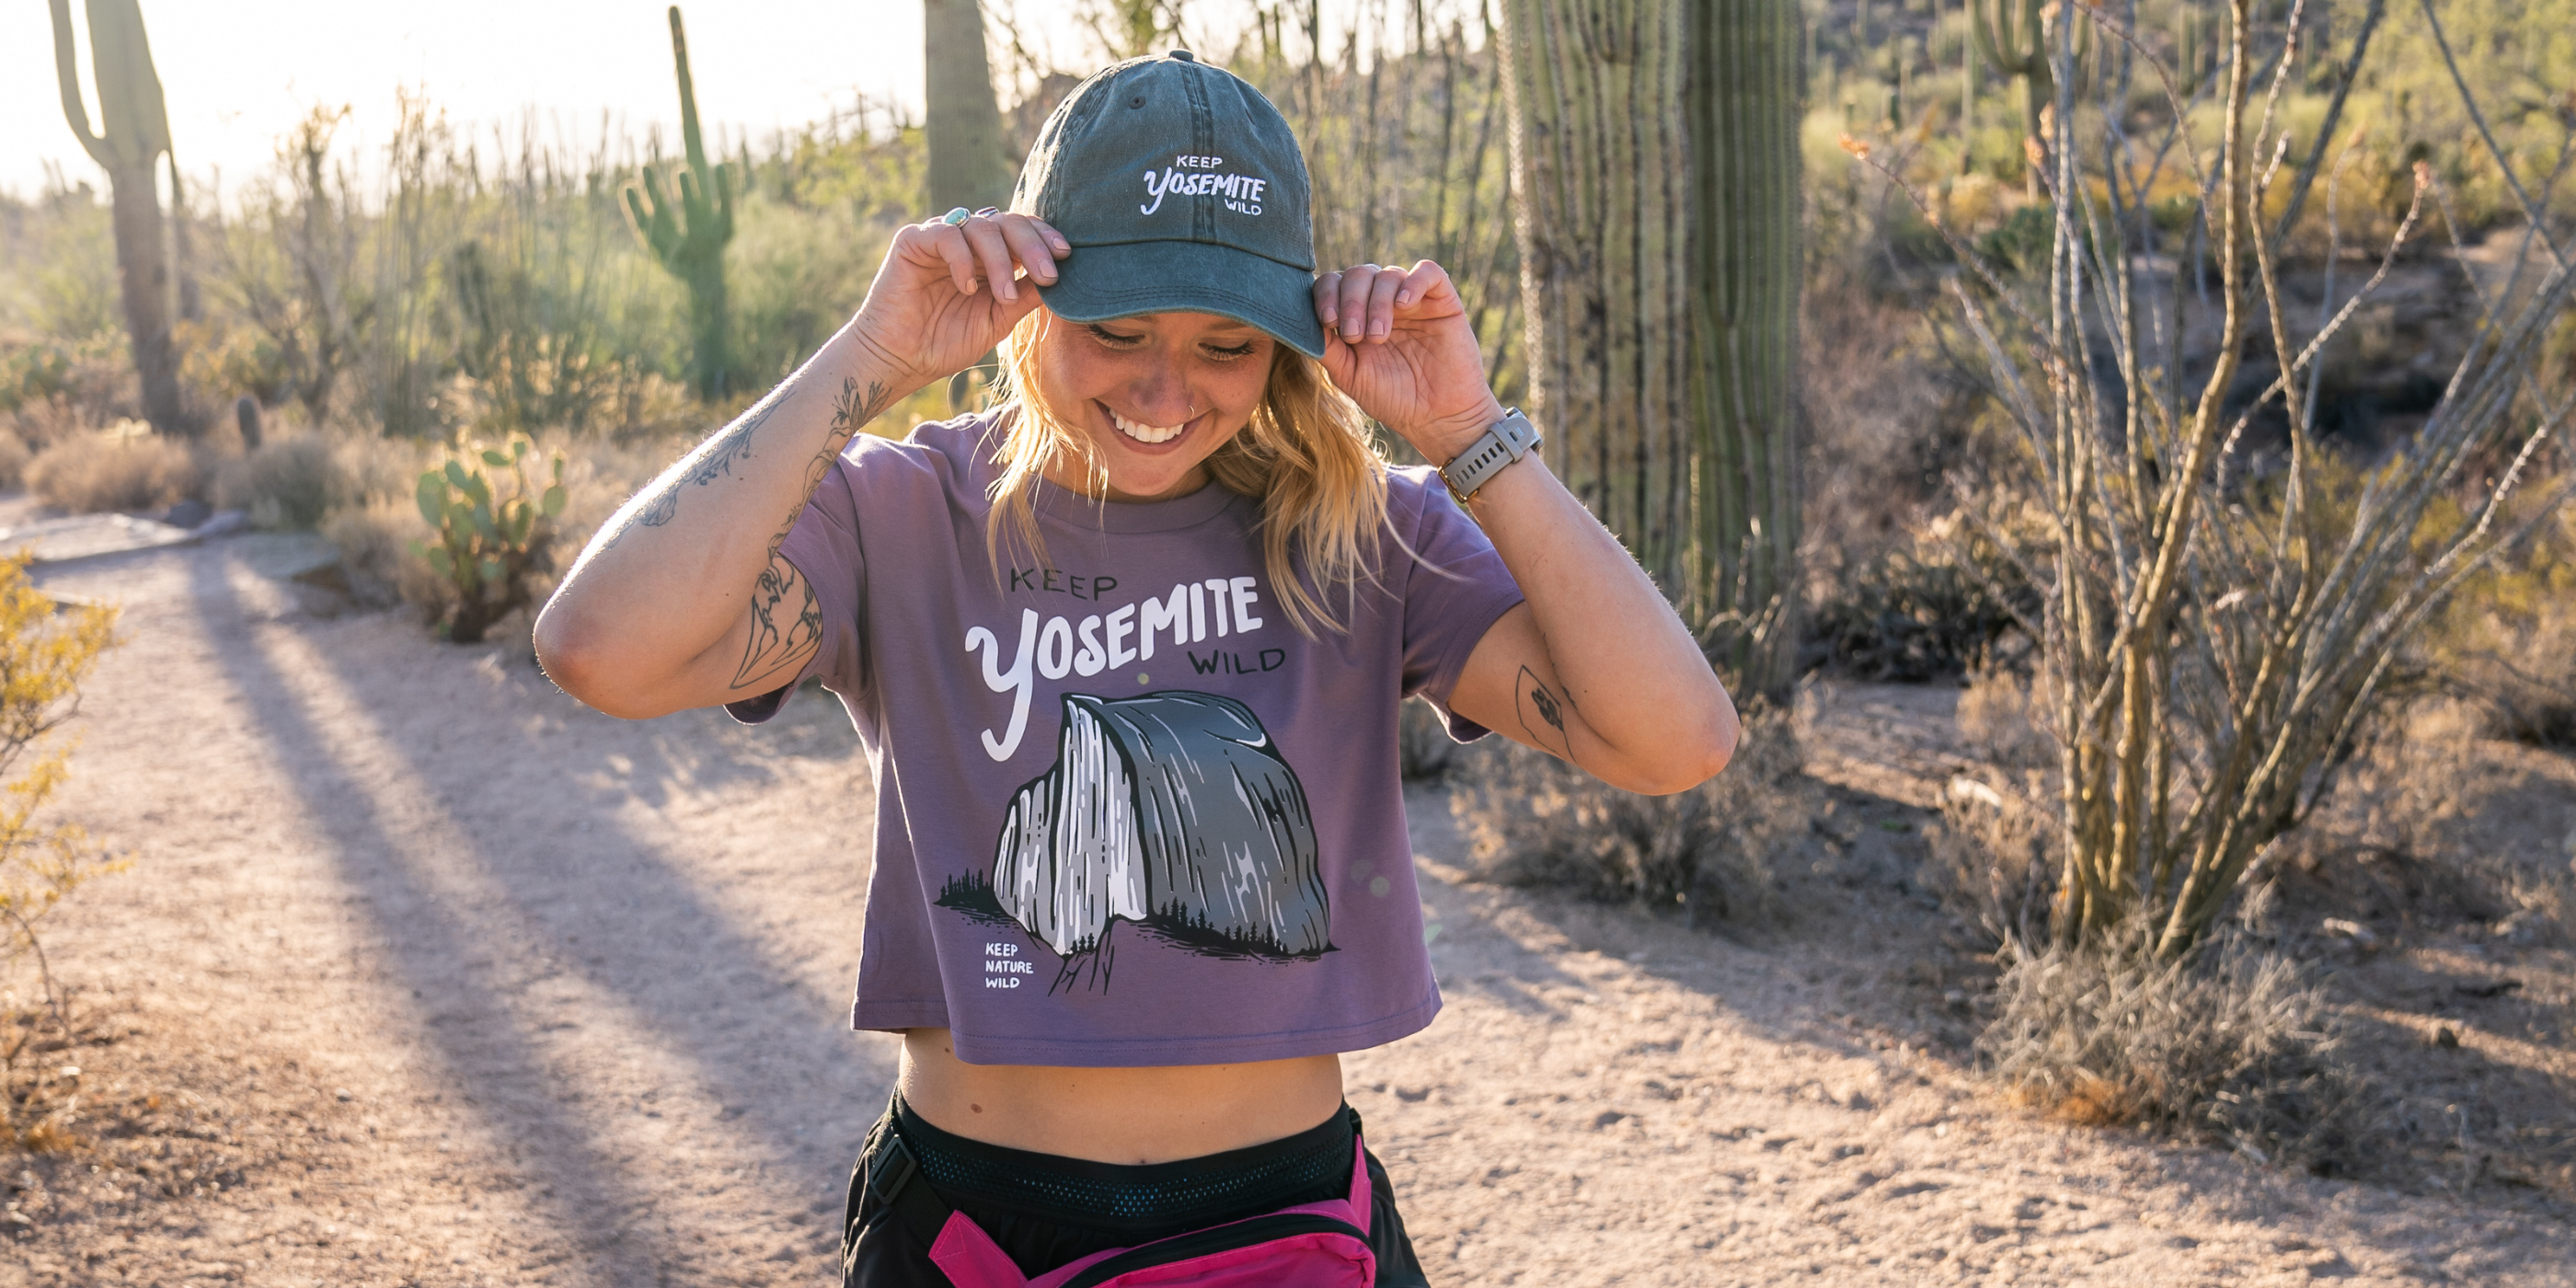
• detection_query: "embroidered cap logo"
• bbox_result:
[1138,155,1269,216]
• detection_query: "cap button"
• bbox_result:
[1168,49,1196,62]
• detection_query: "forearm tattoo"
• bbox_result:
[1515,664,1577,765]
[731,552,822,691]
[604,373,893,553]
[763,376,892,558]
[604,396,779,549]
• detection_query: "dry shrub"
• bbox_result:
[1809,500,2043,681]
[213,434,339,530]
[1450,706,1815,929]
[1926,784,2060,949]
[1956,662,2053,774]
[1980,924,2369,1173]
[1799,270,1965,584]
[2431,502,2576,748]
[24,427,201,514]
[2289,704,2574,945]
[6,397,91,454]
[319,498,443,613]
[0,435,30,491]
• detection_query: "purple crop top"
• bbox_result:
[729,411,1524,1066]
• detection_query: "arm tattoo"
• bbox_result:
[764,376,893,558]
[731,552,823,691]
[829,374,892,437]
[1515,664,1577,764]
[604,396,782,548]
[734,378,888,687]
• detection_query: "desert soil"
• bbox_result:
[4,531,2571,1286]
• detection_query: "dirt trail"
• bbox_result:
[5,534,2570,1286]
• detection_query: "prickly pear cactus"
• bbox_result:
[411,437,568,644]
[625,5,735,401]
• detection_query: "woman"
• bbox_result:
[535,52,1736,1287]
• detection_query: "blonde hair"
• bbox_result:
[984,310,1389,635]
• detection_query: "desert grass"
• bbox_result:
[1979,920,2369,1174]
[1449,706,1817,930]
[24,427,199,515]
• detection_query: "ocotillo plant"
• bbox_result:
[626,5,735,402]
[49,0,188,436]
[1967,0,2087,193]
[1852,0,2570,955]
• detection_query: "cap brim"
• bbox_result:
[1036,240,1328,360]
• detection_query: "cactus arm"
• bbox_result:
[98,0,172,159]
[670,6,709,176]
[712,155,735,242]
[1971,0,2046,78]
[1970,0,2009,78]
[50,0,112,168]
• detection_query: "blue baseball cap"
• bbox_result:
[1009,52,1328,359]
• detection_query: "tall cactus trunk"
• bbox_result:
[1499,0,1804,696]
[925,0,1014,214]
[1497,0,1696,590]
[51,0,190,437]
[1688,0,1803,696]
[105,158,183,434]
[925,0,1012,407]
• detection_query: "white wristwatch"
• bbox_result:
[1437,408,1541,506]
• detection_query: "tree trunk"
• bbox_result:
[1499,0,1804,696]
[926,0,1014,214]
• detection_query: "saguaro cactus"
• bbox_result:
[1686,0,1804,696]
[626,5,735,402]
[925,0,1014,214]
[1498,0,1804,696]
[50,0,188,436]
[1969,0,2089,193]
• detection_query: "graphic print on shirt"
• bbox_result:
[937,690,1329,995]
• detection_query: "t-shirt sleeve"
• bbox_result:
[723,456,867,725]
[1396,468,1526,742]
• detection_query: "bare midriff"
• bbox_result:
[897,1029,1347,1166]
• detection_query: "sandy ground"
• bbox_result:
[3,531,2571,1286]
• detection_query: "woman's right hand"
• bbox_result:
[847,211,1071,392]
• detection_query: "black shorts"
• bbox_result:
[840,1097,1430,1286]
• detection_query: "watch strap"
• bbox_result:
[1438,408,1541,505]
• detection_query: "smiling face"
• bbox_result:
[1026,309,1280,502]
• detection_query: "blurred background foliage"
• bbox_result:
[0,0,2569,687]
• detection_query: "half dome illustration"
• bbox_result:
[991,691,1328,959]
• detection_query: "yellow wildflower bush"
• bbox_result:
[0,554,125,1023]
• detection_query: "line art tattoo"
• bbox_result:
[731,552,822,690]
[1514,664,1576,764]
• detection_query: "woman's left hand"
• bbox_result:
[1313,260,1504,463]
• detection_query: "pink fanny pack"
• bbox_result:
[865,1128,1378,1288]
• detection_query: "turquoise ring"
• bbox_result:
[941,206,972,225]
